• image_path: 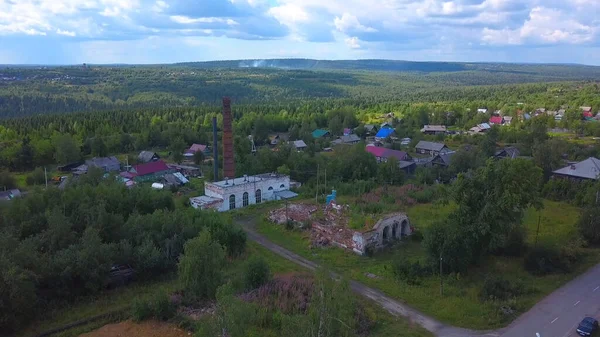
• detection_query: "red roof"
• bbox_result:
[584,111,594,118]
[185,144,207,154]
[366,146,408,161]
[489,116,503,125]
[133,160,169,176]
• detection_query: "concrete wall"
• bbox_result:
[352,213,411,255]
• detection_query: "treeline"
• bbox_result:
[0,173,246,332]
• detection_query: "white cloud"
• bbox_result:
[151,0,168,13]
[482,6,595,45]
[268,4,310,25]
[334,13,377,33]
[170,15,239,25]
[56,28,76,36]
[345,36,361,49]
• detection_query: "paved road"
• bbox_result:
[240,220,600,337]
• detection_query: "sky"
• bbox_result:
[0,0,599,65]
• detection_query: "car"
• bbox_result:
[107,264,135,288]
[577,317,598,336]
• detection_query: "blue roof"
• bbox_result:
[375,128,395,138]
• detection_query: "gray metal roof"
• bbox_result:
[138,151,157,163]
[274,190,298,200]
[86,156,120,169]
[553,157,600,180]
[415,141,447,152]
[340,134,361,143]
[292,140,307,148]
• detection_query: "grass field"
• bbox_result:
[255,199,600,329]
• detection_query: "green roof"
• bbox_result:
[312,129,330,138]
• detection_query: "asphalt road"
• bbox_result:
[239,219,600,337]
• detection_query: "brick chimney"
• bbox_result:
[222,97,235,179]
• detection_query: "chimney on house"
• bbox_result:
[222,97,235,180]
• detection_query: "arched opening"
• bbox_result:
[268,186,274,191]
[392,222,399,239]
[255,189,262,204]
[229,194,236,210]
[382,226,391,242]
[243,192,249,207]
[280,184,285,189]
[401,220,409,237]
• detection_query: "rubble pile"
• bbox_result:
[268,203,317,225]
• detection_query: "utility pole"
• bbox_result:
[534,212,541,247]
[316,164,319,203]
[440,252,444,296]
[44,167,48,188]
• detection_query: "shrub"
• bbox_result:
[495,226,527,257]
[131,291,176,322]
[410,230,424,242]
[26,167,46,186]
[392,260,432,285]
[244,256,271,290]
[578,207,600,245]
[480,275,523,301]
[524,246,570,275]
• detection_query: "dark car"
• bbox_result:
[577,317,598,336]
[107,264,135,288]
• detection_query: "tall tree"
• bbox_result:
[178,231,226,299]
[53,134,81,165]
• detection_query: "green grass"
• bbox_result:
[255,199,599,330]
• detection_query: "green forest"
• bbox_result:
[3,61,600,335]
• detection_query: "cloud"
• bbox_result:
[334,13,377,33]
[345,36,362,49]
[56,28,76,36]
[482,6,596,45]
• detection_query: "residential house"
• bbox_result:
[130,160,175,182]
[375,128,396,142]
[312,129,331,139]
[0,189,21,201]
[430,152,455,167]
[365,145,411,163]
[555,109,565,121]
[494,147,520,160]
[380,122,394,129]
[477,108,488,113]
[489,116,503,125]
[363,124,379,135]
[420,125,447,135]
[268,134,289,146]
[503,116,513,125]
[581,107,593,118]
[291,140,307,152]
[138,151,160,163]
[400,138,411,146]
[184,144,209,158]
[332,134,361,146]
[343,128,352,136]
[85,156,121,172]
[167,163,202,177]
[415,141,450,156]
[534,108,546,116]
[399,161,417,174]
[469,123,492,134]
[552,157,600,181]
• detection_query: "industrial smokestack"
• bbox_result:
[222,97,235,179]
[212,117,219,181]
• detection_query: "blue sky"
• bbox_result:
[1,0,599,65]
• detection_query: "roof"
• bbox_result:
[478,108,488,113]
[479,123,491,129]
[381,122,393,129]
[138,151,158,162]
[312,129,330,138]
[552,157,600,180]
[292,140,307,148]
[173,172,189,184]
[343,128,352,135]
[0,189,21,200]
[581,106,592,112]
[375,128,395,138]
[495,147,520,159]
[185,144,207,154]
[433,152,455,166]
[365,146,408,161]
[415,141,447,152]
[503,116,513,121]
[274,190,299,200]
[364,124,377,132]
[133,160,170,176]
[340,134,361,143]
[210,173,288,188]
[163,173,182,185]
[189,195,223,209]
[420,125,447,133]
[489,116,503,125]
[86,156,120,169]
[398,161,416,169]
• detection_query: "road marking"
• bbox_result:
[594,286,599,292]
[551,317,559,324]
[574,300,581,306]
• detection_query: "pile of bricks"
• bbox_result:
[268,203,318,225]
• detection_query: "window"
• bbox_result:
[280,184,285,189]
[268,186,273,191]
[229,194,236,210]
[243,192,249,207]
[255,189,261,204]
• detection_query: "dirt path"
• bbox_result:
[238,217,491,337]
[79,320,190,337]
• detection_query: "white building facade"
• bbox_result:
[190,173,293,212]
